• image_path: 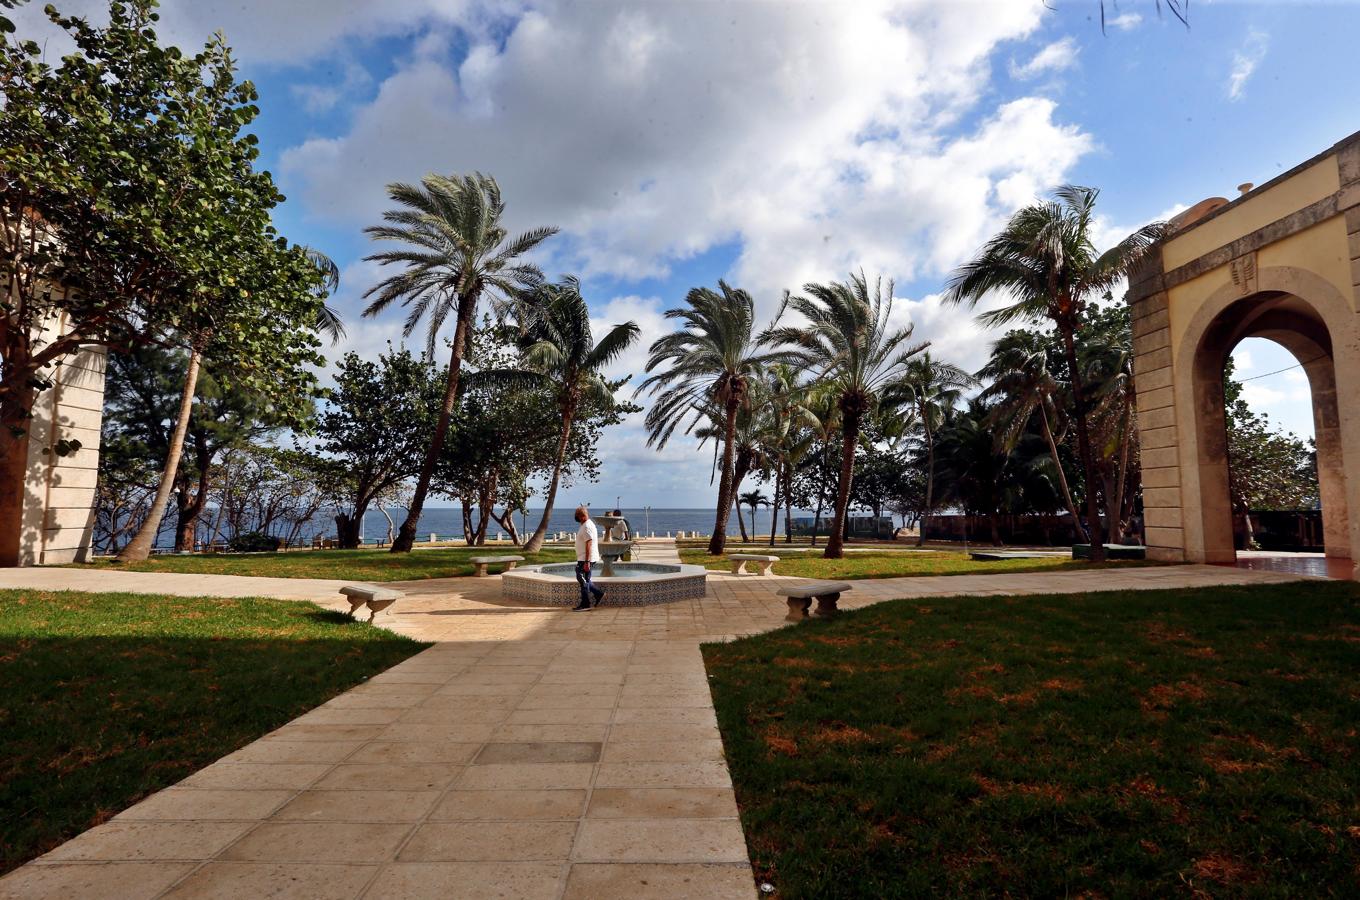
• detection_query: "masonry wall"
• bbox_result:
[18,312,107,566]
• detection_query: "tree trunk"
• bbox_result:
[493,508,520,545]
[335,512,363,549]
[0,363,38,567]
[918,414,934,547]
[119,348,204,562]
[769,467,781,546]
[989,511,1002,546]
[1109,406,1133,543]
[377,504,395,544]
[461,499,474,545]
[392,291,475,553]
[825,409,860,559]
[810,497,822,547]
[708,395,740,555]
[1039,404,1088,541]
[1060,323,1106,561]
[784,462,794,543]
[729,454,751,542]
[523,398,576,553]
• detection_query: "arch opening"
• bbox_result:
[1189,291,1349,568]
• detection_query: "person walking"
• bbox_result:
[573,505,605,611]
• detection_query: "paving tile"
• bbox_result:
[607,724,720,743]
[573,819,749,863]
[505,708,613,725]
[617,691,714,708]
[473,742,601,764]
[492,724,610,743]
[611,707,717,725]
[364,862,563,900]
[430,789,586,821]
[434,683,530,697]
[378,723,497,743]
[180,763,331,791]
[397,705,511,724]
[454,763,595,791]
[274,790,440,822]
[293,707,406,726]
[116,789,293,822]
[220,823,411,863]
[562,863,754,899]
[162,862,376,899]
[40,822,253,862]
[586,788,739,819]
[600,741,725,763]
[0,862,195,900]
[265,725,387,743]
[398,822,577,861]
[345,742,481,765]
[514,694,618,710]
[311,763,463,791]
[224,740,363,765]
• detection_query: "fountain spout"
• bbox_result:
[594,513,633,576]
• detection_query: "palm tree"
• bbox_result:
[943,185,1161,561]
[362,172,557,553]
[759,364,815,546]
[977,331,1087,540]
[738,489,769,540]
[638,281,777,555]
[305,247,346,343]
[766,272,927,558]
[508,277,640,552]
[888,353,974,547]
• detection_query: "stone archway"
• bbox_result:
[1125,129,1360,566]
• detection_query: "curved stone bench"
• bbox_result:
[339,584,404,622]
[729,553,778,576]
[469,555,525,577]
[776,580,851,622]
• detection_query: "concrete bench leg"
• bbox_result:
[505,561,517,571]
[365,597,397,622]
[732,560,748,575]
[785,596,812,622]
[814,593,841,618]
[473,563,488,577]
[757,560,774,576]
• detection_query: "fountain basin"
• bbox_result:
[502,562,707,606]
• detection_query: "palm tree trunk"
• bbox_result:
[1060,323,1106,561]
[119,347,204,562]
[1039,403,1088,541]
[918,412,934,547]
[825,409,860,559]
[708,395,740,555]
[784,462,794,544]
[769,467,781,546]
[1109,406,1133,543]
[392,293,474,553]
[523,401,575,553]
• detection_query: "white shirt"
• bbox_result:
[575,519,603,563]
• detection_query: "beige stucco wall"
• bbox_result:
[1128,130,1360,565]
[18,313,106,566]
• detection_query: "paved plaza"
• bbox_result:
[0,542,1321,899]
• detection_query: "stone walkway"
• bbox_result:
[0,545,1321,899]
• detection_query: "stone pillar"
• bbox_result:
[19,313,107,565]
[1127,254,1187,562]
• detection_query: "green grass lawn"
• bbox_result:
[70,545,575,581]
[0,590,428,874]
[680,547,1151,580]
[702,581,1360,898]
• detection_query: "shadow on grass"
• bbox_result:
[1,603,427,875]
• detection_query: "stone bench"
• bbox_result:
[469,555,525,577]
[776,581,852,622]
[729,553,779,576]
[340,584,404,622]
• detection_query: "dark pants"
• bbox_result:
[575,561,604,605]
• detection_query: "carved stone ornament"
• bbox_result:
[1229,251,1258,295]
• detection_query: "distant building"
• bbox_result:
[790,514,894,539]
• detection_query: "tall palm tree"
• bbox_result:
[766,272,927,558]
[943,185,1161,560]
[638,281,777,555]
[362,172,557,553]
[977,331,1087,540]
[887,353,974,546]
[738,489,769,541]
[759,364,815,546]
[508,277,640,552]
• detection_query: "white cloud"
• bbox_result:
[1227,29,1269,101]
[1232,347,1256,374]
[1108,12,1143,31]
[1009,37,1079,80]
[290,61,374,115]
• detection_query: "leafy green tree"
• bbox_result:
[499,278,639,553]
[766,273,926,558]
[362,172,557,553]
[1,0,322,565]
[888,353,974,546]
[639,281,779,555]
[309,347,444,548]
[944,185,1161,560]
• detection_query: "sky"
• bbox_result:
[14,0,1356,506]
